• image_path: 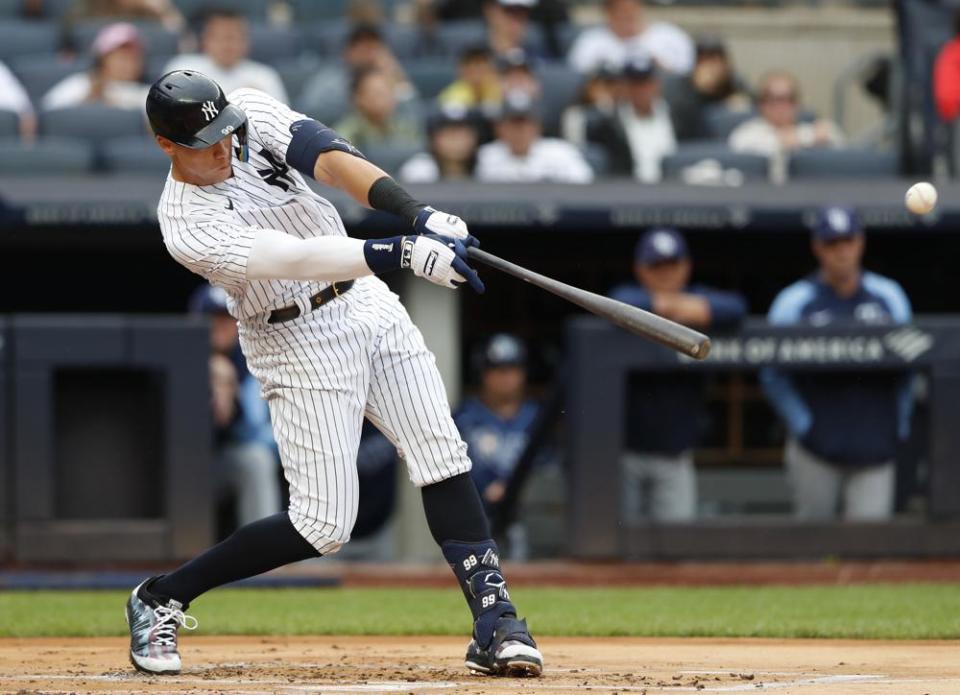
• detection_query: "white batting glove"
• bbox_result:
[413,206,480,247]
[401,235,484,293]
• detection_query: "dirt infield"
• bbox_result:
[1,636,958,694]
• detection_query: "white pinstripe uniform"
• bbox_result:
[158,88,471,555]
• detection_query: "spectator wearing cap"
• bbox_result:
[438,45,502,115]
[568,0,695,76]
[498,48,543,100]
[455,333,553,558]
[761,207,914,521]
[188,285,282,533]
[163,8,287,103]
[728,71,843,183]
[664,34,750,141]
[610,228,747,522]
[42,22,148,110]
[297,23,418,126]
[399,105,480,182]
[476,90,593,182]
[334,66,423,151]
[483,0,543,61]
[585,52,676,182]
[0,61,35,139]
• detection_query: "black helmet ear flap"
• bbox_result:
[235,120,249,162]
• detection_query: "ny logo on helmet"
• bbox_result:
[201,101,219,122]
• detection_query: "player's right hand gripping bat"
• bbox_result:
[466,247,711,360]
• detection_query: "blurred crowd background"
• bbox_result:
[3,0,960,568]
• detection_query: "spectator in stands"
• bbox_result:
[0,61,36,139]
[455,333,548,559]
[610,228,747,522]
[569,0,694,76]
[728,71,843,183]
[334,67,423,151]
[934,10,960,122]
[297,23,417,127]
[666,34,750,142]
[189,285,281,533]
[483,0,541,61]
[42,22,149,110]
[399,104,480,182]
[67,0,185,33]
[498,47,542,100]
[476,89,593,182]
[584,52,676,182]
[761,207,913,522]
[163,8,287,102]
[439,45,502,116]
[561,63,619,147]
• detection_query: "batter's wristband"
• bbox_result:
[363,236,411,275]
[367,175,426,225]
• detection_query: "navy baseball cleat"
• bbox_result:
[125,576,198,675]
[465,615,543,677]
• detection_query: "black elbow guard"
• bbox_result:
[285,119,366,177]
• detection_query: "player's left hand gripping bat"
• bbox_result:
[466,247,711,360]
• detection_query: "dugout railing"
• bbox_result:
[566,317,960,560]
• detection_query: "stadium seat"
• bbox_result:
[405,60,457,100]
[9,55,90,105]
[288,0,350,22]
[703,106,755,140]
[437,21,487,58]
[582,143,609,178]
[0,110,19,137]
[661,142,769,183]
[39,105,147,146]
[0,20,58,60]
[787,147,899,180]
[173,0,271,21]
[0,136,94,174]
[70,20,179,58]
[248,23,304,63]
[362,143,423,177]
[536,63,583,137]
[101,136,170,174]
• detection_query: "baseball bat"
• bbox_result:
[466,247,711,360]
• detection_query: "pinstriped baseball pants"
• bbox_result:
[239,277,471,555]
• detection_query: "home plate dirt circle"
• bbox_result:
[1,635,958,694]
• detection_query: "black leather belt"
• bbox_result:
[267,280,354,324]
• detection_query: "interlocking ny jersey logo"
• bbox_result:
[256,147,296,191]
[201,100,219,122]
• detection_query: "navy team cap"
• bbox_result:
[481,333,528,368]
[813,206,863,241]
[622,51,657,80]
[636,228,689,265]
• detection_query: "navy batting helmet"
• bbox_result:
[146,70,249,161]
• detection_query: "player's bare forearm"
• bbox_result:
[313,150,390,207]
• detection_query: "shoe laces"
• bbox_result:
[151,604,198,647]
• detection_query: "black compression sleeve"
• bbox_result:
[367,175,426,225]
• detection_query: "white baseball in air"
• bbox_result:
[905,182,938,215]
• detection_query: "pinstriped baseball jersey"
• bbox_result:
[156,87,471,554]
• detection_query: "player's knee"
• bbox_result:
[288,509,353,555]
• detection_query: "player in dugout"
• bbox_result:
[609,228,747,522]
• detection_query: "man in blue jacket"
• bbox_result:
[761,206,913,521]
[610,228,747,521]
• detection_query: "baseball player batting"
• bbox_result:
[124,70,542,678]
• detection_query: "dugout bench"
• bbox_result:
[566,317,960,560]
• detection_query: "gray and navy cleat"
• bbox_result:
[124,576,198,675]
[465,615,543,677]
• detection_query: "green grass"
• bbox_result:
[1,585,959,640]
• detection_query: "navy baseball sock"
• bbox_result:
[149,512,319,606]
[421,474,517,647]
